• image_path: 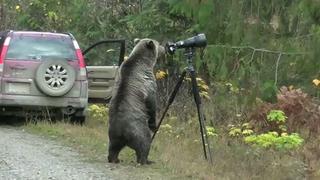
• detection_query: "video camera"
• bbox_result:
[166,33,207,55]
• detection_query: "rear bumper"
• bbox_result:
[0,94,88,108]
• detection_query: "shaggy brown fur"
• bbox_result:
[108,39,164,164]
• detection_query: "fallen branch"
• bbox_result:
[207,45,309,56]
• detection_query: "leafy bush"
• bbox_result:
[250,86,320,138]
[244,132,303,150]
[206,126,218,137]
[228,123,254,137]
[87,104,108,126]
[229,109,304,151]
[267,110,287,123]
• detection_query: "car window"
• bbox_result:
[85,43,121,66]
[5,35,77,61]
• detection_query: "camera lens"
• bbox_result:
[165,34,207,55]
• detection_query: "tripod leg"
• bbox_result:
[152,69,187,140]
[189,70,213,164]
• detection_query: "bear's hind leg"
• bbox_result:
[136,150,154,165]
[129,137,153,165]
[135,144,150,165]
[108,139,125,163]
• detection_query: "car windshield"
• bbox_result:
[6,34,77,61]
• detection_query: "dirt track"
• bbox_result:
[0,126,163,180]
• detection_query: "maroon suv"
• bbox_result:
[0,31,125,123]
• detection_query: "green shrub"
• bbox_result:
[267,110,287,123]
[229,110,304,150]
[244,132,304,150]
[87,104,108,126]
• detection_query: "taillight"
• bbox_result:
[73,40,87,80]
[0,37,10,74]
[73,40,85,68]
[0,37,10,64]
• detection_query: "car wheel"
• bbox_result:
[35,60,76,97]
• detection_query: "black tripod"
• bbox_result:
[152,48,213,164]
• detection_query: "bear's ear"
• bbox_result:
[134,38,140,45]
[146,40,155,49]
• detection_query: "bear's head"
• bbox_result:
[129,38,165,67]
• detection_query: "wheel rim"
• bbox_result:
[44,64,68,89]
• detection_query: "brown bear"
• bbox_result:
[107,38,165,164]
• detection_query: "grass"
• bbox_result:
[152,117,307,180]
[23,107,313,180]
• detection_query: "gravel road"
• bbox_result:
[0,126,162,180]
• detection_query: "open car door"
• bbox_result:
[83,40,125,103]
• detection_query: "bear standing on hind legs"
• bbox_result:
[108,38,165,165]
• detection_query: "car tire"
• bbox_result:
[69,108,87,125]
[35,60,76,97]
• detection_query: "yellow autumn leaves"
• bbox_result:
[186,77,210,100]
[15,5,21,12]
[156,70,167,80]
[313,79,320,86]
[184,77,210,100]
